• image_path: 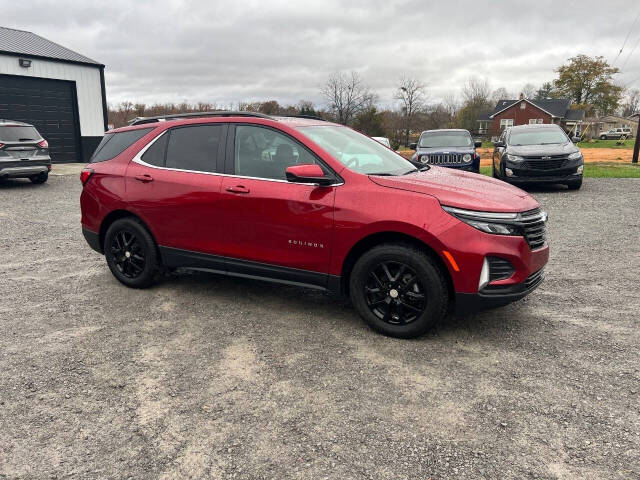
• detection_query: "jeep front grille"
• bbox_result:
[420,153,467,165]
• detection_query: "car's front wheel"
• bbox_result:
[349,244,449,338]
[104,217,161,288]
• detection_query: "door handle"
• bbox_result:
[226,185,250,194]
[135,174,154,183]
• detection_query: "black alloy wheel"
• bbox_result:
[104,217,161,288]
[350,243,449,338]
[364,261,426,325]
[110,230,145,279]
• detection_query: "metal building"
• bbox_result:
[0,26,107,163]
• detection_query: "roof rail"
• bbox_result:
[128,111,273,126]
[276,114,326,121]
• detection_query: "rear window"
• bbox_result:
[165,125,222,173]
[0,126,41,142]
[90,128,153,163]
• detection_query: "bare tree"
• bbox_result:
[621,89,640,117]
[522,83,537,99]
[395,76,427,146]
[462,78,492,106]
[321,72,376,126]
[491,87,513,103]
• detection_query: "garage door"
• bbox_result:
[0,74,81,163]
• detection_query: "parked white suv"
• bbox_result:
[599,127,632,140]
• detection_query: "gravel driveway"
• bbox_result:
[0,175,638,479]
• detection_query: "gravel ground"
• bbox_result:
[0,175,638,480]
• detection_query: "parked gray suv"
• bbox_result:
[0,120,51,183]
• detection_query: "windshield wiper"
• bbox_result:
[368,172,396,176]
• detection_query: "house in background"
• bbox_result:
[585,115,638,139]
[477,94,585,140]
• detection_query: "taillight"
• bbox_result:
[37,139,49,149]
[80,169,94,186]
[0,143,4,148]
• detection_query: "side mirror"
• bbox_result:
[408,142,417,150]
[474,141,482,148]
[571,136,581,143]
[493,141,505,148]
[285,164,334,186]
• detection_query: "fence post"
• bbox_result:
[633,122,639,164]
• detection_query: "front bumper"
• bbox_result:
[504,157,583,184]
[455,267,544,314]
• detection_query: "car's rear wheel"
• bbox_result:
[29,172,48,184]
[567,178,582,190]
[349,244,449,338]
[104,217,161,288]
[600,135,606,140]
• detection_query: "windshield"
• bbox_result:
[296,126,416,175]
[509,128,568,146]
[0,125,41,142]
[419,131,472,148]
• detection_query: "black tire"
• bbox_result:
[600,135,606,140]
[104,217,161,288]
[349,243,449,338]
[492,162,499,178]
[29,172,48,184]
[621,135,627,140]
[567,178,582,190]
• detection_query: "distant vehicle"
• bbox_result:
[492,124,583,190]
[408,129,481,173]
[599,127,631,140]
[0,120,51,184]
[79,111,548,338]
[372,136,391,148]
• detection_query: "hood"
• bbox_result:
[369,167,539,213]
[507,142,578,156]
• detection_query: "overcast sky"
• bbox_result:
[4,0,640,108]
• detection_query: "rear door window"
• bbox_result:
[165,124,223,173]
[141,132,168,167]
[91,128,152,163]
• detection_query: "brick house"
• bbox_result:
[477,94,585,139]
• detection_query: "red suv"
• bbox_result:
[80,112,548,338]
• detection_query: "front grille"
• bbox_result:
[518,207,546,250]
[522,158,567,170]
[420,153,468,165]
[487,257,515,281]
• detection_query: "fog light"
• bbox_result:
[576,165,583,174]
[505,168,514,177]
[479,257,490,291]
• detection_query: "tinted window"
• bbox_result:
[418,131,472,148]
[91,128,152,163]
[235,125,321,180]
[141,132,168,167]
[166,125,222,173]
[0,126,41,142]
[508,128,568,146]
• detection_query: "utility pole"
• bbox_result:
[633,120,639,164]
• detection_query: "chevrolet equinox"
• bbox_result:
[80,112,548,338]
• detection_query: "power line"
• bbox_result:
[620,33,640,71]
[612,10,640,66]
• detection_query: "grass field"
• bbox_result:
[479,162,640,178]
[576,139,635,149]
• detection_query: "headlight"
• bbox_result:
[568,151,582,160]
[506,154,524,162]
[441,206,521,236]
[463,153,472,162]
